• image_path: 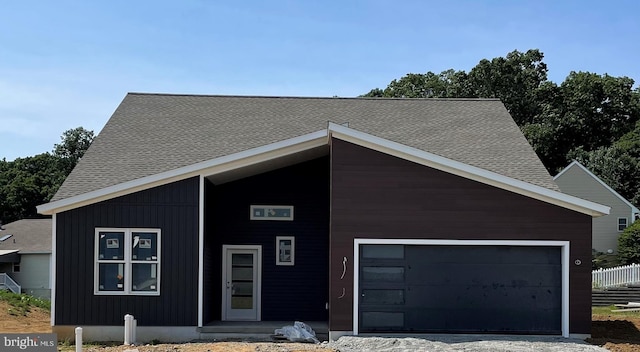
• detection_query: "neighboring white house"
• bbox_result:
[555,161,639,253]
[0,218,51,299]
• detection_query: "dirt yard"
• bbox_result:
[4,300,640,351]
[590,312,640,352]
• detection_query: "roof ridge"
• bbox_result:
[126,92,501,101]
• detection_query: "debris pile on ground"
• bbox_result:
[612,302,640,312]
[274,321,320,343]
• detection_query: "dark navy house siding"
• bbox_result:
[203,156,330,322]
[55,177,199,326]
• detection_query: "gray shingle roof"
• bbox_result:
[52,93,557,201]
[0,219,51,253]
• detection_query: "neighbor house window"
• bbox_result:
[276,236,295,266]
[619,218,629,232]
[95,228,160,295]
[12,263,20,273]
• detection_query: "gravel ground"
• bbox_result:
[325,335,609,352]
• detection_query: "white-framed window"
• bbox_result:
[276,236,295,266]
[619,218,629,232]
[250,205,294,221]
[95,228,161,295]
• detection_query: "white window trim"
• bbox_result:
[618,217,628,232]
[94,228,161,296]
[276,236,295,266]
[250,205,294,221]
[352,239,570,338]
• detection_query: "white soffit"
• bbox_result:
[328,122,609,217]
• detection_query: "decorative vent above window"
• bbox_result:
[250,205,294,221]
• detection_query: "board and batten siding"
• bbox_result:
[55,177,199,326]
[329,139,593,334]
[555,164,633,253]
[204,156,330,322]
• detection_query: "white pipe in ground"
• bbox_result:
[75,327,82,352]
[124,314,133,345]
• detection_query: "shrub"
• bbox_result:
[618,221,640,264]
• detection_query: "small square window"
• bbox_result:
[12,263,20,273]
[619,218,629,232]
[276,236,295,266]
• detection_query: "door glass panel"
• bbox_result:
[361,267,404,281]
[231,253,253,309]
[232,267,253,281]
[233,253,253,266]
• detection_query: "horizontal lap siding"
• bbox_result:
[55,177,199,326]
[206,157,330,322]
[329,139,592,334]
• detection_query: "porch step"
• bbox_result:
[198,321,328,341]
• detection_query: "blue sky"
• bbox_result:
[1,1,639,161]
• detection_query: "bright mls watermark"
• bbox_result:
[1,334,57,351]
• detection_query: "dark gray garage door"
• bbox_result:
[359,244,562,334]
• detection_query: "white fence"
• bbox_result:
[0,272,21,293]
[593,263,640,289]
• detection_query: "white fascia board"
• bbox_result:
[37,130,329,215]
[556,160,638,214]
[328,123,610,217]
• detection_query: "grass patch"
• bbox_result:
[594,305,640,317]
[0,290,50,316]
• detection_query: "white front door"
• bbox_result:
[222,245,261,321]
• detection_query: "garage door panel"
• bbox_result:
[407,264,561,287]
[359,244,562,334]
[405,245,560,265]
[405,307,561,333]
[405,285,561,310]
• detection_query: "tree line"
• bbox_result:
[363,49,640,205]
[2,49,639,224]
[0,127,94,223]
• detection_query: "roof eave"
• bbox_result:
[38,124,609,218]
[37,129,329,215]
[328,123,610,217]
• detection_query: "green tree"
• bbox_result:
[467,49,549,125]
[571,120,640,205]
[531,73,640,173]
[0,154,66,222]
[0,127,94,223]
[618,221,640,265]
[362,69,473,99]
[53,127,95,174]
